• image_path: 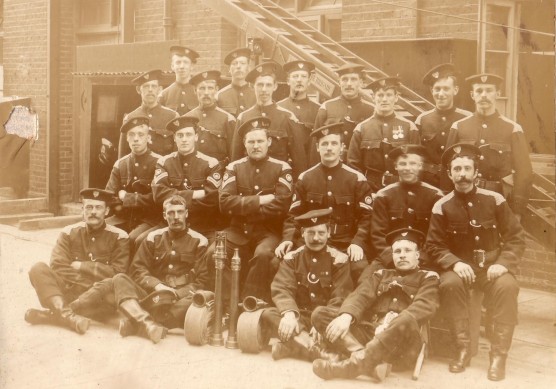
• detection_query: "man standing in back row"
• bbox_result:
[445,73,532,220]
[310,63,374,166]
[415,63,471,187]
[159,45,200,115]
[217,47,256,118]
[119,70,179,158]
[278,60,320,158]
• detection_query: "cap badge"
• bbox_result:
[132,119,138,125]
[174,120,180,126]
[185,49,190,54]
[153,295,160,303]
[144,74,150,80]
[379,79,386,86]
[297,63,304,69]
[93,191,99,198]
[432,71,439,79]
[202,72,208,78]
[257,66,262,73]
[453,145,462,154]
[401,232,408,237]
[232,53,238,58]
[311,217,318,223]
[252,120,258,128]
[481,75,488,83]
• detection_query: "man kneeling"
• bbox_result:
[261,209,353,361]
[312,228,439,381]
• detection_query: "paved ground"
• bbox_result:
[1,225,555,389]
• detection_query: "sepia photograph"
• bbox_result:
[0,0,554,388]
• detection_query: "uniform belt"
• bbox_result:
[165,274,189,288]
[331,223,352,236]
[475,178,503,193]
[471,248,500,268]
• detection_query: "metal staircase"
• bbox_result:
[206,0,434,119]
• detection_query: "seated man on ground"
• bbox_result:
[311,228,439,381]
[25,189,129,334]
[261,209,353,362]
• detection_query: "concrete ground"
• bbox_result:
[1,225,555,389]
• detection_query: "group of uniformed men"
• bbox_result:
[25,45,532,383]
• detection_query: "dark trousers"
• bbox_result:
[112,273,194,329]
[206,228,279,303]
[440,270,519,325]
[261,308,312,336]
[28,262,87,308]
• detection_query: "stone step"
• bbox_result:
[0,197,48,215]
[0,212,54,226]
[0,187,17,200]
[18,215,83,231]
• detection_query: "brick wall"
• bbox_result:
[517,248,556,293]
[3,0,48,196]
[417,0,478,39]
[133,0,239,73]
[342,0,478,42]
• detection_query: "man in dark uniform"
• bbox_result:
[106,116,162,244]
[212,117,293,301]
[276,123,374,283]
[151,115,223,241]
[25,189,129,334]
[118,69,179,158]
[348,77,421,192]
[415,63,471,187]
[231,62,307,179]
[262,208,353,361]
[312,228,439,381]
[186,70,236,165]
[427,143,524,381]
[277,60,320,158]
[445,73,533,220]
[310,63,374,165]
[216,47,256,117]
[112,195,209,343]
[371,145,443,270]
[159,45,199,115]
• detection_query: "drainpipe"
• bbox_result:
[163,0,173,40]
[47,0,60,214]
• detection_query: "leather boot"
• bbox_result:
[118,299,167,344]
[271,340,297,360]
[337,331,364,353]
[313,349,366,380]
[41,296,90,334]
[292,331,341,362]
[449,319,471,373]
[118,318,138,337]
[313,338,387,381]
[24,308,57,325]
[487,322,514,381]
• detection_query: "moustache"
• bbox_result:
[455,178,474,184]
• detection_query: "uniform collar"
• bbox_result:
[319,161,343,172]
[168,227,188,240]
[140,103,160,113]
[86,221,107,235]
[474,110,500,122]
[248,155,270,165]
[454,185,478,199]
[435,105,456,115]
[341,95,361,104]
[374,112,396,121]
[178,150,196,163]
[399,180,422,190]
[200,103,217,112]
